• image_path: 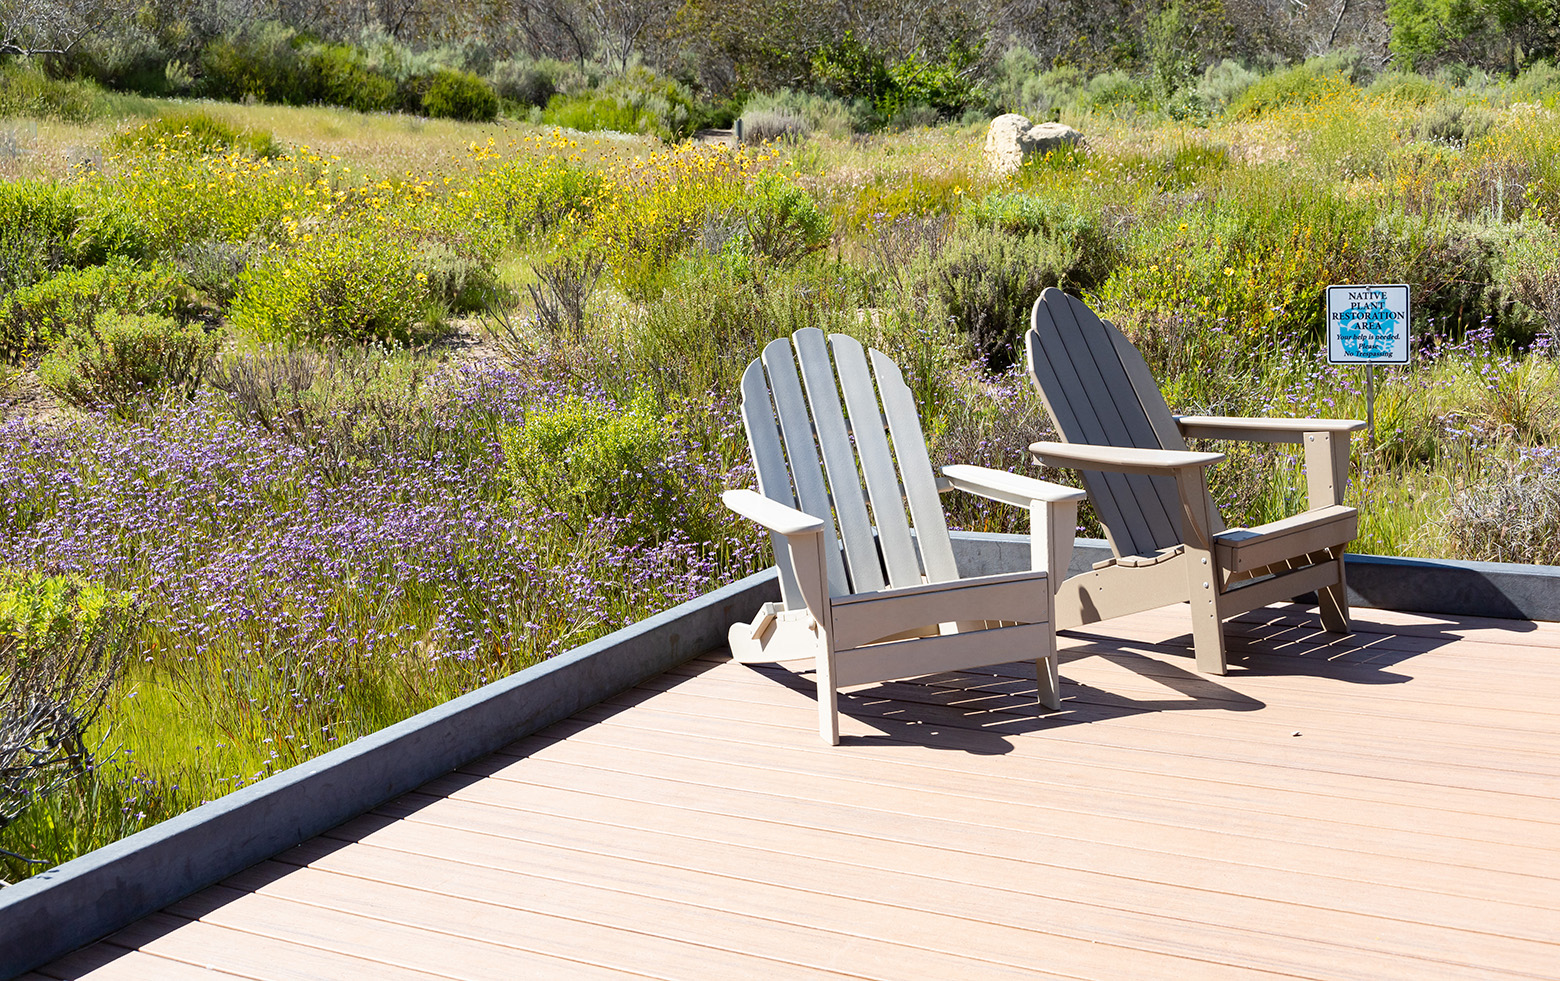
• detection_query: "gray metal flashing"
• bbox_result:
[5,535,1558,978]
[0,568,782,980]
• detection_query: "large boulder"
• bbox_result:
[984,114,1082,176]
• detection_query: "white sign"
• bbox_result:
[1326,284,1410,364]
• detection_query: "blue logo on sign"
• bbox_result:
[1337,304,1398,359]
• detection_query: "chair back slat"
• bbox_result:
[760,337,850,597]
[794,328,887,594]
[1104,315,1227,535]
[830,335,922,589]
[869,346,960,584]
[1028,288,1187,556]
[1041,291,1183,549]
[739,358,805,608]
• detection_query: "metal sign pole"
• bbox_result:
[1366,362,1375,453]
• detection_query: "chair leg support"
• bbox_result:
[1318,551,1351,633]
[1036,657,1061,711]
[816,648,840,745]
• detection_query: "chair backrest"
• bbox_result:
[1026,287,1223,559]
[739,328,960,610]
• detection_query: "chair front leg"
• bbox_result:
[785,526,840,744]
[1174,471,1228,675]
[1030,496,1078,711]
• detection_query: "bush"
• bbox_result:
[502,394,710,544]
[1,571,134,860]
[0,61,106,122]
[65,200,156,266]
[422,69,499,122]
[0,259,187,361]
[739,89,862,139]
[1443,460,1560,564]
[1078,71,1156,115]
[490,58,571,108]
[915,224,1090,369]
[728,174,832,265]
[227,234,446,346]
[738,109,811,143]
[964,193,1115,288]
[37,311,220,413]
[1231,57,1357,117]
[539,68,706,140]
[1501,217,1560,347]
[111,112,283,160]
[1411,101,1496,145]
[199,21,306,104]
[306,43,398,114]
[0,180,79,296]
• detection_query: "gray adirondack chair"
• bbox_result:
[725,328,1087,744]
[1026,288,1363,675]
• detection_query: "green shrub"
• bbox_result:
[1194,60,1259,111]
[1078,71,1157,115]
[422,69,499,122]
[728,174,832,265]
[66,200,155,266]
[1,570,134,846]
[964,193,1115,287]
[110,112,284,159]
[0,180,79,296]
[37,311,219,413]
[1231,57,1357,117]
[307,43,398,113]
[0,259,186,361]
[227,235,446,346]
[502,394,708,544]
[199,21,306,104]
[1503,59,1560,104]
[539,68,705,140]
[1500,217,1560,346]
[915,224,1088,369]
[0,61,106,122]
[1367,70,1447,104]
[490,58,571,108]
[1410,100,1496,145]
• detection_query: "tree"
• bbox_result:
[1388,0,1560,71]
[0,0,126,57]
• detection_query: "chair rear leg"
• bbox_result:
[1318,551,1351,633]
[1036,656,1061,711]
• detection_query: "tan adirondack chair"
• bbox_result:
[1025,288,1364,675]
[725,327,1087,744]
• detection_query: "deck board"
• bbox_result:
[36,605,1560,980]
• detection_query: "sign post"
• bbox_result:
[1326,284,1410,450]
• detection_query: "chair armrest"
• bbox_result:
[1029,441,1224,477]
[722,489,825,537]
[942,465,1087,508]
[1176,415,1365,444]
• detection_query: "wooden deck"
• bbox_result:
[30,605,1560,980]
